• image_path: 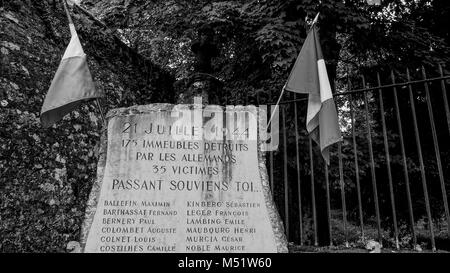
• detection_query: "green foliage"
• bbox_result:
[84,0,450,97]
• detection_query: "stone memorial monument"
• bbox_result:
[79,102,288,253]
[76,22,287,253]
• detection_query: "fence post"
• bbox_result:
[348,77,365,240]
[338,142,348,247]
[406,68,436,251]
[421,66,450,238]
[281,105,290,241]
[377,72,399,249]
[324,160,333,246]
[309,137,318,246]
[293,93,304,245]
[390,70,417,248]
[361,75,383,246]
[438,64,450,136]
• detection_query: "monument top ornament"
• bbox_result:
[174,23,223,105]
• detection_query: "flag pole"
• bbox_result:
[267,12,320,129]
[61,0,106,125]
[94,98,106,124]
[267,87,285,129]
[311,12,320,28]
[61,0,74,25]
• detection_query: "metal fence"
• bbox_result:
[244,63,450,251]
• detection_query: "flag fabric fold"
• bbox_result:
[284,24,342,164]
[40,24,102,128]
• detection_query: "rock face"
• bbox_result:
[80,103,288,252]
[0,0,174,252]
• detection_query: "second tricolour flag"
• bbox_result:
[40,22,102,128]
[283,22,342,164]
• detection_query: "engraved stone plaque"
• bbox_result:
[80,103,288,253]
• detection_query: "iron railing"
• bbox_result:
[241,63,450,251]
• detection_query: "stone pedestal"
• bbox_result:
[79,103,288,253]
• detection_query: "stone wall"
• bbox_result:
[0,0,174,252]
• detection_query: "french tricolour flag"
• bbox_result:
[283,22,342,164]
[40,23,102,128]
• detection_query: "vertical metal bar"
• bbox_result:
[324,159,332,247]
[377,73,399,249]
[422,66,450,237]
[391,71,417,247]
[362,75,382,245]
[269,146,275,196]
[269,90,275,196]
[338,142,348,247]
[406,68,436,251]
[309,137,318,246]
[349,80,365,239]
[293,93,304,245]
[267,90,278,194]
[438,64,450,136]
[281,105,290,240]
